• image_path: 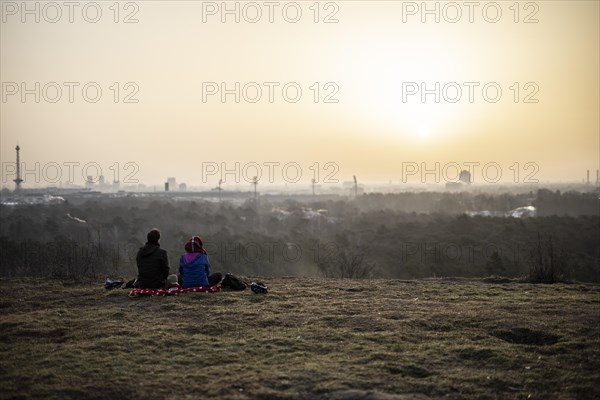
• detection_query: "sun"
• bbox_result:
[417,124,432,139]
[335,29,468,143]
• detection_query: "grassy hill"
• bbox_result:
[1,277,599,399]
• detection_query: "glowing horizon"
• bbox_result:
[1,1,598,188]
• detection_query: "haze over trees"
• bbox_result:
[0,189,598,282]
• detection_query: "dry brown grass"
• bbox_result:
[1,277,599,400]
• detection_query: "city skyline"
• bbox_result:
[2,142,600,191]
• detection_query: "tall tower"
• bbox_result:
[13,145,23,192]
[587,169,590,184]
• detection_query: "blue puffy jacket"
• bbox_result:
[179,252,211,288]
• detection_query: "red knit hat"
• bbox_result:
[185,236,204,253]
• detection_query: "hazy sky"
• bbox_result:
[1,1,598,188]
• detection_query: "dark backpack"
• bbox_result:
[221,273,247,291]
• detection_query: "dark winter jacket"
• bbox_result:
[136,243,169,288]
[179,252,211,288]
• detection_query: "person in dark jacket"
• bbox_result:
[136,229,170,288]
[179,236,222,288]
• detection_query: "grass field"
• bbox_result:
[1,277,599,400]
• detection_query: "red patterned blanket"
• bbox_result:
[129,284,221,297]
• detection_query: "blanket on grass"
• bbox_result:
[129,284,221,297]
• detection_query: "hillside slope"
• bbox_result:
[1,277,599,399]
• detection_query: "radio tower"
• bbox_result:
[13,145,23,192]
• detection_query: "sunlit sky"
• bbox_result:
[1,1,598,187]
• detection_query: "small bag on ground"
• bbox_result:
[221,273,247,290]
[250,282,268,294]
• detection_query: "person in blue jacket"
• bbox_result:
[179,236,222,288]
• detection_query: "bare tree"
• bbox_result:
[318,245,375,279]
[528,233,569,283]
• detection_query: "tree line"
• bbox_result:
[1,189,598,281]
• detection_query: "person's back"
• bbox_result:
[179,236,221,288]
[136,229,169,288]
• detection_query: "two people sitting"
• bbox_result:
[135,229,221,289]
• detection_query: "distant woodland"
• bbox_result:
[1,189,598,282]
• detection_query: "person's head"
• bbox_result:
[184,236,204,253]
[147,229,160,244]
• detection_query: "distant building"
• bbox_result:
[85,176,94,189]
[459,170,471,185]
[13,145,23,193]
[179,183,187,191]
[446,170,472,190]
[445,182,463,190]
